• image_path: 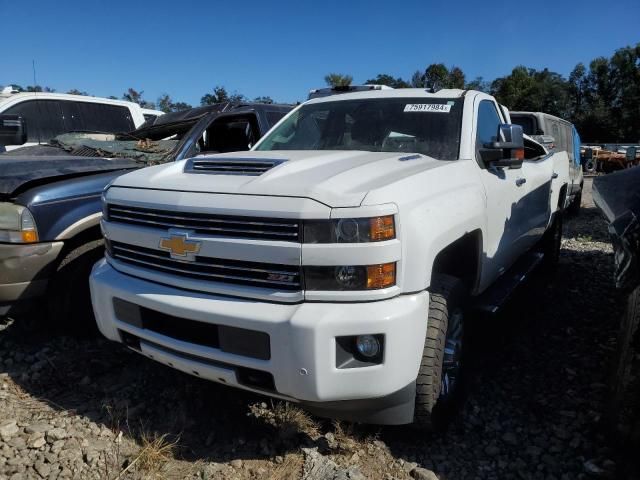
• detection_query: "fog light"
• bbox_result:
[356,335,380,358]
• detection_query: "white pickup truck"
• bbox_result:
[90,88,569,429]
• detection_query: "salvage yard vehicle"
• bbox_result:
[90,88,570,429]
[0,102,292,322]
[0,87,162,151]
[593,169,640,478]
[511,111,583,214]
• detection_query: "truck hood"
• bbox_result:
[0,155,139,198]
[111,150,450,207]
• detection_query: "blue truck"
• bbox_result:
[0,102,292,327]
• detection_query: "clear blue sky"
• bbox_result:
[1,0,638,106]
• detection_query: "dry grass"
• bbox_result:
[269,454,304,480]
[115,432,178,479]
[272,402,320,439]
[249,401,321,440]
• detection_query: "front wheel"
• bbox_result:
[414,275,468,431]
[47,240,104,335]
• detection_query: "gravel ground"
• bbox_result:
[0,177,635,480]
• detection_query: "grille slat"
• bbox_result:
[185,157,286,176]
[107,204,300,242]
[108,241,301,291]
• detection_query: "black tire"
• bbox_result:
[539,213,563,273]
[567,190,582,216]
[47,240,104,335]
[606,285,640,429]
[414,275,468,431]
[584,159,596,173]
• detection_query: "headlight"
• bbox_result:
[305,262,396,290]
[0,203,38,243]
[303,215,395,243]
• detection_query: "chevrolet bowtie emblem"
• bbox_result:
[159,232,201,260]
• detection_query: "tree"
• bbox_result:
[24,85,55,92]
[490,66,570,118]
[157,94,192,113]
[465,76,489,92]
[365,74,410,88]
[253,96,274,104]
[201,86,246,105]
[324,73,353,87]
[423,63,451,91]
[67,89,89,96]
[122,88,156,109]
[411,70,426,88]
[411,64,466,91]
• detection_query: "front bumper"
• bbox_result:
[90,259,429,424]
[0,241,64,315]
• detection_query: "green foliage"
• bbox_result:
[67,89,89,96]
[200,86,246,105]
[122,88,156,109]
[157,94,192,113]
[411,64,466,90]
[253,96,274,104]
[324,73,353,87]
[365,74,410,88]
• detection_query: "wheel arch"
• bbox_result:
[430,229,483,293]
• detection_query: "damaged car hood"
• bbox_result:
[0,156,139,197]
[110,150,451,207]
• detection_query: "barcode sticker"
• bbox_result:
[404,104,452,113]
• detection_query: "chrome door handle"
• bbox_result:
[551,172,559,179]
[516,178,526,186]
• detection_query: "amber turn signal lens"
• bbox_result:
[21,230,38,243]
[514,148,524,160]
[369,216,395,241]
[366,262,396,289]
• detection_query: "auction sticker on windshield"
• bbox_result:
[404,104,452,113]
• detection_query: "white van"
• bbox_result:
[510,111,583,214]
[0,88,162,151]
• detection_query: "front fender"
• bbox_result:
[400,184,486,293]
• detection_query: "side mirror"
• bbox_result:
[0,115,27,147]
[480,124,524,169]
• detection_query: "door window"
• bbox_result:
[75,102,135,132]
[476,100,502,154]
[4,99,66,143]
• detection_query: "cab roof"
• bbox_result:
[304,88,470,105]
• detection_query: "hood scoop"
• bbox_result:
[185,157,286,176]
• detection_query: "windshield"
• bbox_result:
[256,97,463,160]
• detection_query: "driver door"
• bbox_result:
[475,99,530,287]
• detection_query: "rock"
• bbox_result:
[229,459,243,469]
[24,424,51,435]
[0,420,19,439]
[410,467,439,480]
[302,447,354,480]
[583,460,606,477]
[502,432,518,446]
[274,455,284,464]
[34,460,51,478]
[484,445,501,456]
[27,435,46,450]
[46,429,67,443]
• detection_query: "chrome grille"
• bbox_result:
[108,241,301,290]
[185,157,285,176]
[106,204,300,242]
